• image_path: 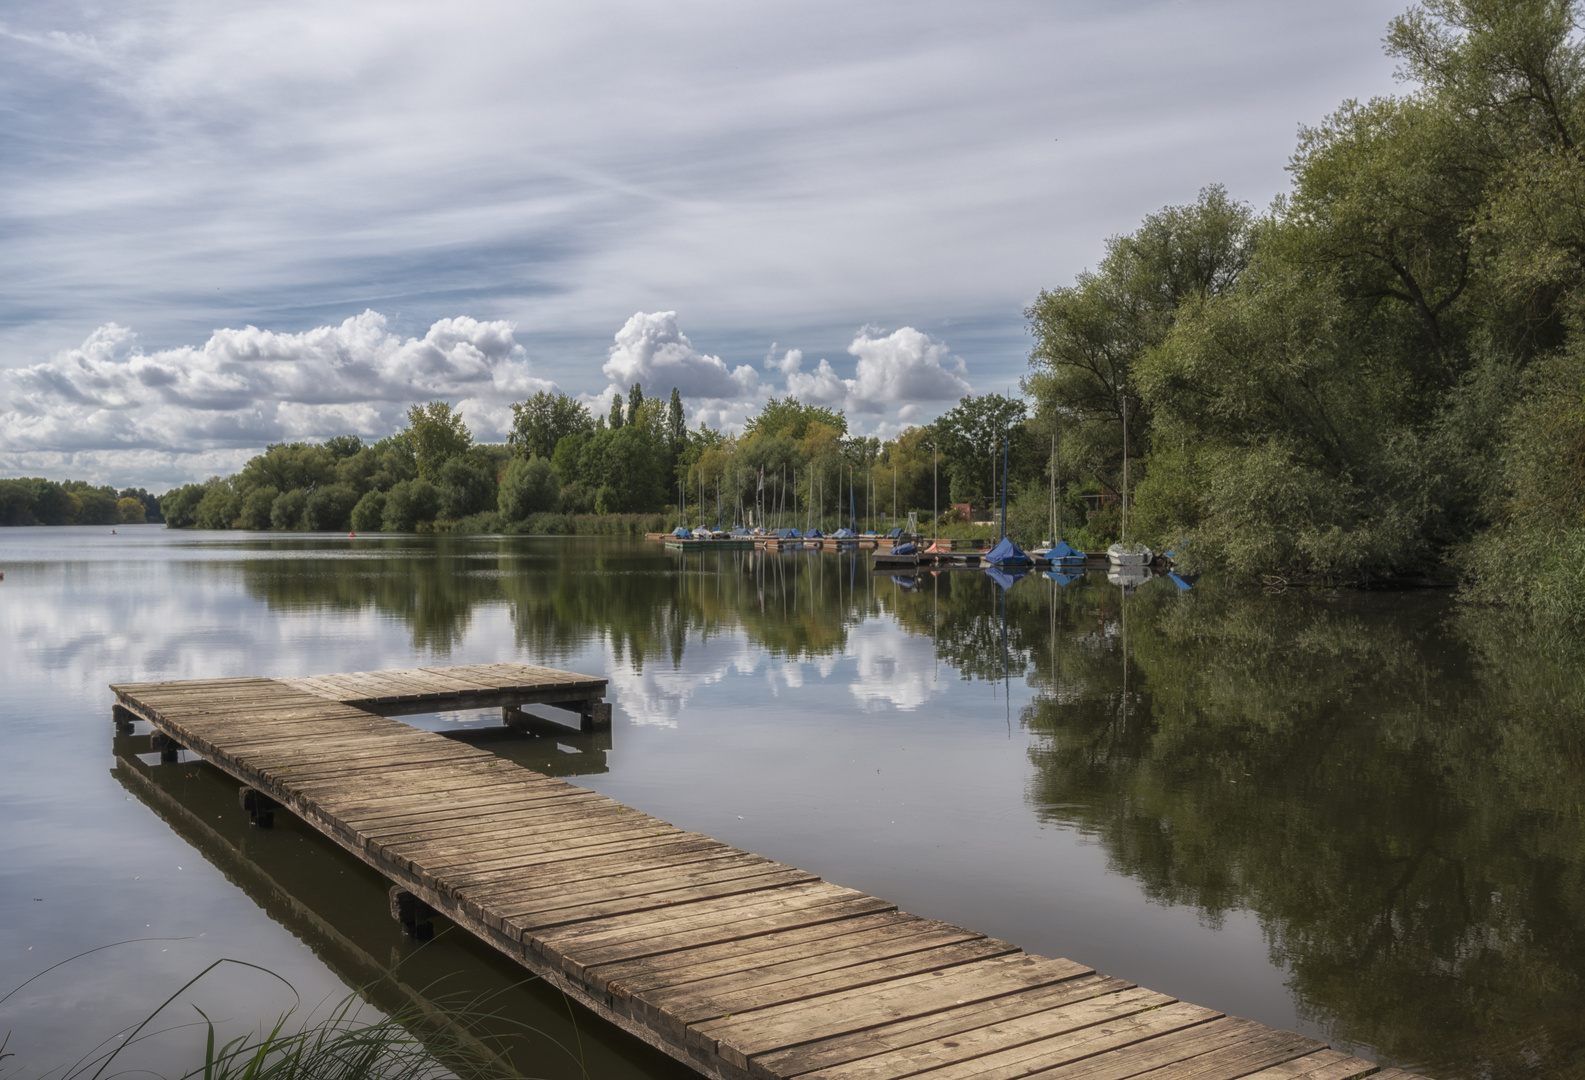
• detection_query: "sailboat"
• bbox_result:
[1107,394,1152,567]
[983,432,1032,569]
[1031,411,1084,566]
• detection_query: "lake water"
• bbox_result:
[2,526,1581,1079]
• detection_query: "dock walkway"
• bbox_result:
[110,664,1416,1080]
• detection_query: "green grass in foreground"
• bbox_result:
[10,953,570,1080]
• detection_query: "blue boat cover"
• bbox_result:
[777,528,803,539]
[730,527,751,537]
[672,526,691,537]
[892,542,917,555]
[805,528,824,538]
[887,527,904,539]
[833,528,856,539]
[983,536,1032,566]
[983,565,1028,589]
[1044,569,1083,587]
[1047,540,1083,562]
[1168,572,1199,592]
[890,574,919,590]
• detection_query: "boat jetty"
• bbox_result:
[112,662,1417,1080]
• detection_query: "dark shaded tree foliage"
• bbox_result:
[1023,0,1585,601]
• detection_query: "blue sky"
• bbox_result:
[0,0,1404,488]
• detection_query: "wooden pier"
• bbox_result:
[110,664,1418,1080]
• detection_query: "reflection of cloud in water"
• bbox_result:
[601,618,946,724]
[602,635,759,728]
[846,618,945,712]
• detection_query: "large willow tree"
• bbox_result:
[1032,0,1585,596]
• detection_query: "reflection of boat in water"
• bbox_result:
[983,563,1030,590]
[1107,563,1152,592]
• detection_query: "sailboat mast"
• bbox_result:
[1000,430,1008,542]
[1121,394,1129,541]
[1049,416,1057,544]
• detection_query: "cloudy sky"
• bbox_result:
[0,0,1405,489]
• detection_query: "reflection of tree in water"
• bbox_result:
[238,538,906,664]
[1022,584,1585,1079]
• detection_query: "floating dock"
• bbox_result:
[110,664,1417,1080]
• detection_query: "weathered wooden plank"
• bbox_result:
[596,912,937,1000]
[846,1002,1220,1080]
[538,889,902,974]
[1238,1049,1383,1080]
[1026,1017,1320,1080]
[690,953,1093,1068]
[634,922,991,1007]
[646,936,1023,1041]
[752,973,1139,1080]
[793,986,1186,1080]
[451,838,733,902]
[511,867,822,935]
[483,851,782,912]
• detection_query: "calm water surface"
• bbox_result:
[2,527,1582,1079]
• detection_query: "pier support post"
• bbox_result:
[149,731,183,763]
[112,705,138,735]
[389,886,435,940]
[237,787,277,828]
[580,700,613,732]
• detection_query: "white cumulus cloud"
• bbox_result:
[603,311,760,400]
[784,327,970,416]
[0,311,554,486]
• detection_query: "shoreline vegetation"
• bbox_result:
[12,6,1585,614]
[94,389,1073,548]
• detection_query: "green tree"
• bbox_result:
[743,397,848,441]
[239,486,280,530]
[934,394,1028,512]
[239,443,336,495]
[195,483,240,529]
[402,402,473,479]
[498,456,560,520]
[508,392,594,460]
[666,388,686,449]
[435,456,496,520]
[160,483,206,528]
[381,478,440,531]
[303,484,360,531]
[0,480,37,525]
[1025,186,1254,487]
[270,488,308,530]
[608,394,625,429]
[350,490,386,532]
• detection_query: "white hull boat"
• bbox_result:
[1107,542,1152,566]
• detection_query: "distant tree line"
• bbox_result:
[148,382,1068,538]
[0,478,161,526]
